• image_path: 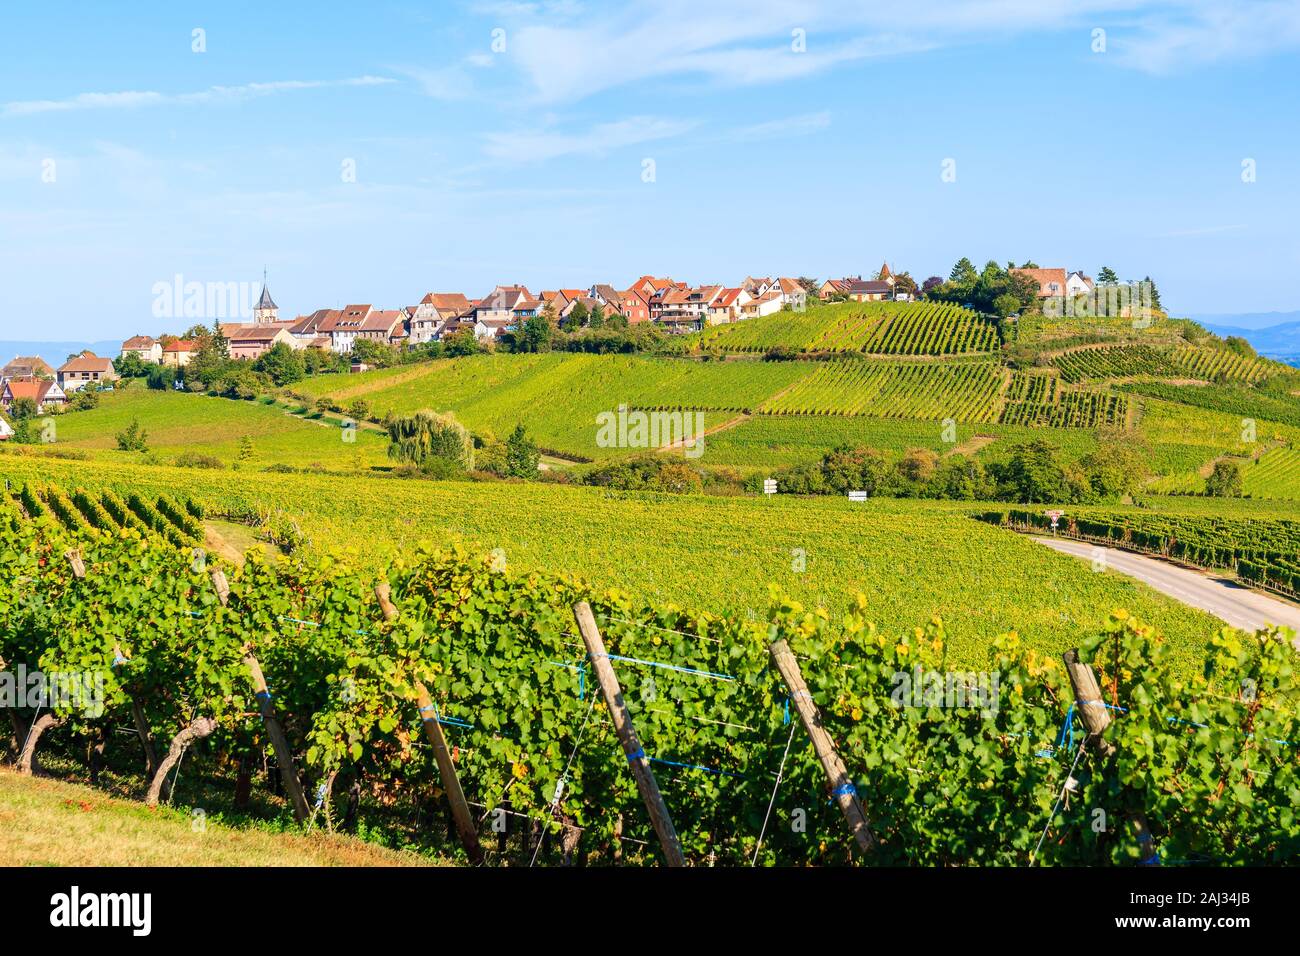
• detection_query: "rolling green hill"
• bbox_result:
[28,386,388,470]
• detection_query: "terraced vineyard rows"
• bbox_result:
[1171,346,1272,383]
[698,302,997,356]
[1051,345,1184,383]
[757,360,1004,422]
[997,370,1129,428]
[811,302,997,355]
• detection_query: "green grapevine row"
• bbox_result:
[2,485,1297,864]
[998,371,1129,428]
[757,360,1004,422]
[1051,346,1184,384]
[1171,346,1270,383]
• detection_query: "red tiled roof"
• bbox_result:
[1012,268,1068,296]
[122,335,156,350]
[58,352,114,373]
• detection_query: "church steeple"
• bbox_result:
[253,269,279,324]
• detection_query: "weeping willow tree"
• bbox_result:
[385,409,474,471]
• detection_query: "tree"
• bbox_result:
[1205,459,1244,498]
[516,305,555,353]
[898,447,940,483]
[147,365,173,391]
[183,324,214,345]
[998,439,1070,503]
[589,305,606,329]
[1223,336,1256,359]
[927,455,993,500]
[503,424,540,478]
[238,435,255,463]
[1141,276,1163,312]
[116,419,149,453]
[1097,266,1120,285]
[892,272,919,297]
[70,387,100,411]
[350,338,397,368]
[386,410,474,471]
[253,341,306,386]
[949,257,977,285]
[797,277,820,294]
[114,352,151,378]
[9,397,38,421]
[992,293,1021,318]
[568,300,589,328]
[921,276,944,296]
[441,329,482,357]
[1080,433,1149,499]
[185,329,233,390]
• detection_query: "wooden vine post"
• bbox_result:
[768,634,875,855]
[374,582,483,864]
[1062,648,1159,866]
[211,568,310,822]
[572,601,686,867]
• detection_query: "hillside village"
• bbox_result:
[1,261,1123,411]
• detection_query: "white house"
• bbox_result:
[410,293,472,344]
[1065,271,1095,298]
[120,336,163,363]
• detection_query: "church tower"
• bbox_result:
[253,270,279,325]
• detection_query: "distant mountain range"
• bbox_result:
[1190,311,1300,366]
[0,340,121,366]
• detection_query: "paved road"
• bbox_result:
[1032,536,1300,636]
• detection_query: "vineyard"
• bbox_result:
[1244,446,1300,500]
[1121,380,1300,430]
[756,360,1004,422]
[1050,346,1184,384]
[814,302,998,355]
[1170,346,1272,383]
[997,371,1130,428]
[979,507,1300,597]
[0,454,1225,658]
[696,302,997,356]
[3,482,1298,865]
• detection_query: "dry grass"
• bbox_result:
[0,768,439,867]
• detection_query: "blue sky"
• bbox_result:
[2,0,1299,340]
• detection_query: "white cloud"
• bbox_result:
[481,0,1300,103]
[483,115,700,163]
[2,76,395,118]
[1107,1,1300,73]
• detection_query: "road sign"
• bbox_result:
[1046,509,1064,530]
[847,491,868,502]
[763,479,777,495]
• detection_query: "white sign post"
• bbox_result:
[1046,510,1064,532]
[847,491,867,503]
[763,479,778,496]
